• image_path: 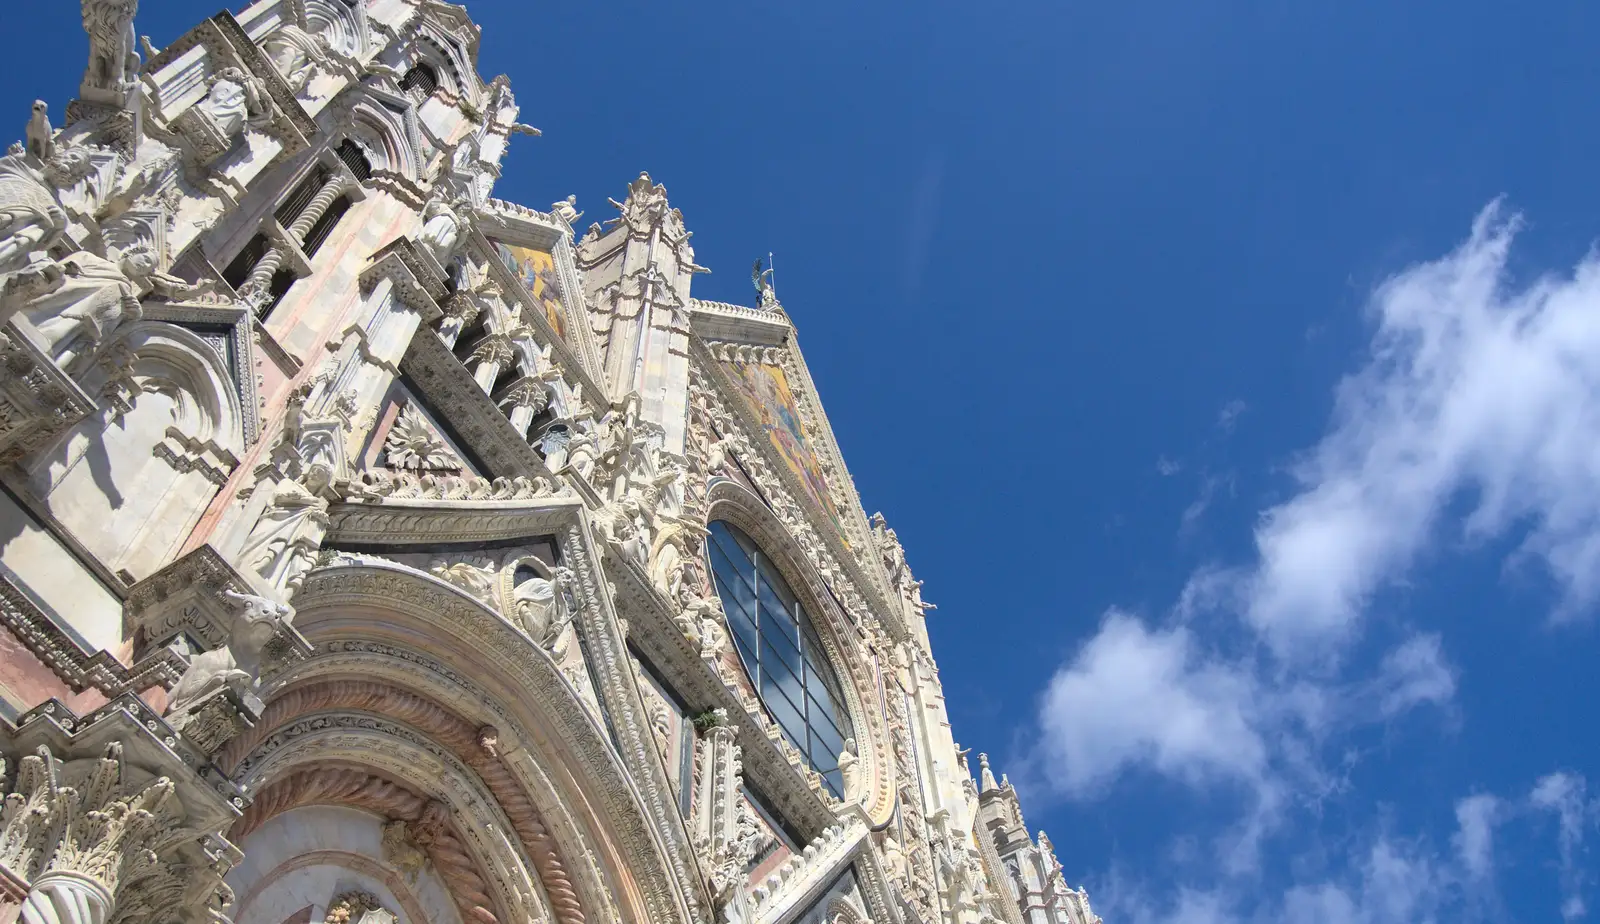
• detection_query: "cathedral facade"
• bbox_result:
[0,5,1100,924]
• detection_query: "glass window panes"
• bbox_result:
[707,520,856,799]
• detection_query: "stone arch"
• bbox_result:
[406,37,471,103]
[27,321,243,581]
[261,560,698,924]
[229,741,515,924]
[304,0,363,58]
[703,479,897,827]
[229,809,456,924]
[347,98,422,185]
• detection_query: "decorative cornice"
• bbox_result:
[327,492,582,545]
[686,299,790,347]
[0,575,182,699]
[359,238,447,323]
[399,326,556,479]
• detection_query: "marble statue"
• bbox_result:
[837,737,859,795]
[752,258,775,307]
[240,465,333,594]
[512,566,577,647]
[25,101,51,161]
[263,24,331,92]
[197,67,271,141]
[80,0,140,97]
[552,195,582,225]
[430,559,498,608]
[417,196,465,265]
[22,249,142,370]
[166,588,293,717]
[0,139,94,275]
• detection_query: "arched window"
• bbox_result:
[399,63,439,102]
[707,520,855,798]
[335,138,373,182]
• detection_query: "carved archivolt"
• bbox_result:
[702,480,897,828]
[230,766,499,924]
[219,676,585,924]
[282,561,697,924]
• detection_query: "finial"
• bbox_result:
[979,753,999,792]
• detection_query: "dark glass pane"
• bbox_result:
[757,579,798,640]
[709,534,758,597]
[808,730,841,773]
[760,633,804,684]
[809,706,845,763]
[760,670,805,739]
[822,769,844,800]
[711,551,758,625]
[706,519,858,785]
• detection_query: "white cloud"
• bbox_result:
[1028,202,1600,919]
[1034,611,1265,796]
[1452,794,1502,881]
[1530,772,1591,921]
[1158,455,1184,476]
[1110,834,1452,924]
[1371,633,1456,719]
[1243,203,1600,660]
[1217,399,1248,433]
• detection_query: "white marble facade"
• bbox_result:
[0,4,1100,924]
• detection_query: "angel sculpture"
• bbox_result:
[751,258,776,307]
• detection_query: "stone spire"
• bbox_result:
[575,173,709,454]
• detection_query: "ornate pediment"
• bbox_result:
[142,299,263,443]
[688,337,907,642]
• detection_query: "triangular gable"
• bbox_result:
[358,380,484,477]
[473,199,609,391]
[718,350,847,542]
[693,329,899,615]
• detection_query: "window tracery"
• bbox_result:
[706,519,855,798]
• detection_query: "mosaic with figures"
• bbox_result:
[720,358,845,540]
[493,240,569,340]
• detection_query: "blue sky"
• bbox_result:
[9,1,1600,921]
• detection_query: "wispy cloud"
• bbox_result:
[1181,472,1235,533]
[1158,455,1184,477]
[1216,399,1248,433]
[1024,201,1600,917]
[1452,794,1502,881]
[1102,776,1585,924]
[1531,772,1591,921]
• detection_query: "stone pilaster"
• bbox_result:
[691,715,744,899]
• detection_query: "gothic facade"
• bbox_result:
[0,4,1100,924]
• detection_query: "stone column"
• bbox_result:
[497,377,550,438]
[436,293,482,349]
[240,174,356,304]
[2,744,179,924]
[468,334,513,394]
[690,715,745,899]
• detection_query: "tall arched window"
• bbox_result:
[400,63,439,102]
[707,520,855,798]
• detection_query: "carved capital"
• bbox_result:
[357,240,445,322]
[0,324,96,463]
